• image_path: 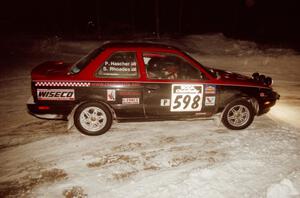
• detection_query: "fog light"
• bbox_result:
[264,101,271,105]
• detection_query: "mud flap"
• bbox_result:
[214,100,235,128]
[67,104,79,131]
[67,113,74,130]
[212,113,222,127]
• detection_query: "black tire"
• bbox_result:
[74,102,112,136]
[221,99,255,130]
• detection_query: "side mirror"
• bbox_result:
[216,71,221,79]
[199,72,209,80]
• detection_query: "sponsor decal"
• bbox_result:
[171,84,203,112]
[107,89,116,101]
[205,96,216,106]
[37,89,75,101]
[122,98,140,104]
[205,85,216,94]
[160,99,170,107]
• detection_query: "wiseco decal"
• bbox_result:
[37,89,75,101]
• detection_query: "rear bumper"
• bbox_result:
[27,97,72,120]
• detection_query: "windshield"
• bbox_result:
[69,47,104,74]
[182,51,218,78]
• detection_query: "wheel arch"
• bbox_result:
[67,96,116,130]
[220,93,259,115]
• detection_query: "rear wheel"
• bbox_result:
[74,102,112,135]
[221,99,255,130]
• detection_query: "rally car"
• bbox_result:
[27,42,280,135]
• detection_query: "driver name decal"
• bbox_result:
[171,84,203,112]
[37,89,75,101]
[102,60,137,73]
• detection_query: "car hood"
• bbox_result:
[31,61,72,79]
[216,69,251,81]
[211,68,268,87]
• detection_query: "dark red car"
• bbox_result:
[27,42,280,135]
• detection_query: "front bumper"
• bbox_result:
[27,97,72,120]
[258,91,280,115]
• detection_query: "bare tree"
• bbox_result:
[96,0,102,37]
[178,0,183,34]
[155,0,160,39]
[65,0,74,35]
[130,0,136,34]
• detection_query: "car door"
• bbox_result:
[142,51,215,118]
[94,50,145,118]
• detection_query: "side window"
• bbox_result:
[143,52,203,80]
[97,52,138,78]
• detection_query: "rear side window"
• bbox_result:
[96,51,138,78]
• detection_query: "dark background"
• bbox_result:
[1,0,300,48]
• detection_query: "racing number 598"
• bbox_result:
[173,95,201,110]
[171,84,203,112]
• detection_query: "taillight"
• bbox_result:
[38,106,50,110]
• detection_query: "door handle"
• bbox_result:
[145,84,160,90]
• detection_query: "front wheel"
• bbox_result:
[221,99,255,130]
[74,102,112,136]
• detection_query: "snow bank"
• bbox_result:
[180,33,258,56]
[267,179,299,198]
[0,35,99,56]
[1,33,296,58]
[174,34,296,56]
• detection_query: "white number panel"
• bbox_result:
[170,84,203,112]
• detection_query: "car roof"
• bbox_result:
[100,41,179,50]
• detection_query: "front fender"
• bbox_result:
[218,86,259,114]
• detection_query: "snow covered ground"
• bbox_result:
[0,34,299,197]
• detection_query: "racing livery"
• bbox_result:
[27,42,280,135]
